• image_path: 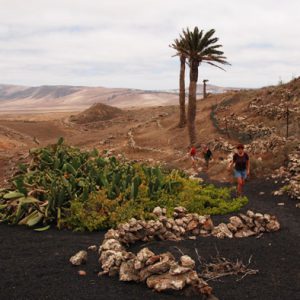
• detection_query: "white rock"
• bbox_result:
[69,250,87,266]
[180,255,195,269]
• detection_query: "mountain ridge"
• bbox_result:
[0,83,241,111]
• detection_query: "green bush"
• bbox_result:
[0,139,248,231]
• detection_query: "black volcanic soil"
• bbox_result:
[0,178,299,300]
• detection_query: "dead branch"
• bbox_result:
[196,250,258,282]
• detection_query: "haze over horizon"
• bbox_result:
[0,0,299,90]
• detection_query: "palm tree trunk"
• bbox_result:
[188,60,199,145]
[178,55,186,127]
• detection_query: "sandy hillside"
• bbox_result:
[0,84,179,111]
[0,78,299,185]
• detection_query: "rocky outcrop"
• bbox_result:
[272,145,300,201]
[249,97,300,120]
[286,147,300,200]
[208,134,289,155]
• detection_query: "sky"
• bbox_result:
[0,0,299,90]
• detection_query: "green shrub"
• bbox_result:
[0,139,248,231]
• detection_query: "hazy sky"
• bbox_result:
[0,0,299,89]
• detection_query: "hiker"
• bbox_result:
[189,145,198,170]
[227,143,250,197]
[202,144,213,169]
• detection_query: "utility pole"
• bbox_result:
[203,79,209,99]
[225,116,230,138]
[286,92,291,138]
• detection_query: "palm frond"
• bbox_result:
[205,61,227,71]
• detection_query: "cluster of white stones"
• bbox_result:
[94,207,280,296]
[99,238,212,295]
[286,147,300,200]
[245,134,287,154]
[249,97,300,120]
[212,210,280,239]
[114,207,214,245]
[272,146,300,201]
[208,134,292,156]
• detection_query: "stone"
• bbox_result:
[187,220,199,231]
[202,218,214,231]
[227,223,237,233]
[119,259,140,282]
[104,229,120,240]
[78,270,86,276]
[146,273,188,292]
[229,216,244,229]
[180,255,195,269]
[198,215,207,225]
[254,213,264,219]
[153,207,163,217]
[246,210,255,218]
[212,223,233,239]
[175,218,184,226]
[163,230,178,241]
[234,229,256,238]
[100,239,123,252]
[136,247,155,263]
[134,260,143,270]
[174,206,187,217]
[199,229,210,237]
[87,245,97,251]
[169,264,191,275]
[192,228,200,236]
[145,255,160,266]
[239,214,254,227]
[147,253,174,274]
[266,220,280,232]
[69,250,87,266]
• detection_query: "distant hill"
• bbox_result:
[0,83,241,112]
[0,84,180,111]
[70,103,124,124]
[167,83,241,95]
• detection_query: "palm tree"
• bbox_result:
[170,38,187,127]
[179,27,230,145]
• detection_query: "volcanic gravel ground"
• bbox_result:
[0,178,299,300]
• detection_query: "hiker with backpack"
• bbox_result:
[202,144,213,169]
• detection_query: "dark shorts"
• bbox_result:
[234,169,247,179]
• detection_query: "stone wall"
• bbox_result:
[96,207,280,296]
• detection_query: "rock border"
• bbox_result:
[95,206,280,296]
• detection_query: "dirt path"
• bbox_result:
[0,178,299,300]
